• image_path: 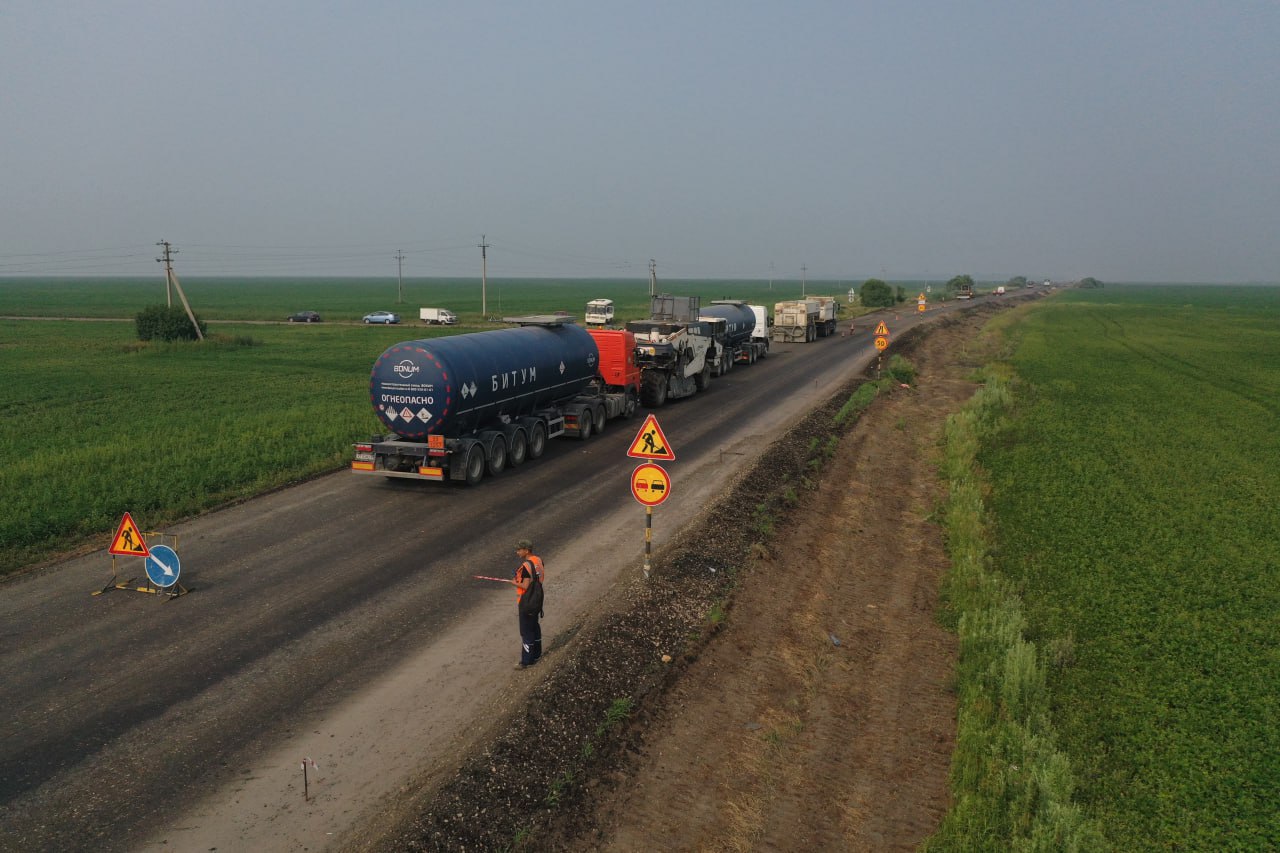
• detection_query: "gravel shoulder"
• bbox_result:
[368,307,997,851]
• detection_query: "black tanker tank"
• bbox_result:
[369,321,600,440]
[699,300,756,345]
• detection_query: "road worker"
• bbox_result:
[511,539,544,668]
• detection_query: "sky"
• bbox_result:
[2,1,1277,283]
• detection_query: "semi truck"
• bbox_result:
[352,316,639,485]
[584,299,615,327]
[419,307,458,325]
[626,294,715,407]
[699,300,769,375]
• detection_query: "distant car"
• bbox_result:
[287,311,322,323]
[362,311,401,325]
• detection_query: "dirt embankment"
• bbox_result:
[369,308,995,852]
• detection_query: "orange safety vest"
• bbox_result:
[514,556,544,599]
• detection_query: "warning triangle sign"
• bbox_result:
[874,321,890,336]
[109,512,150,557]
[627,413,676,461]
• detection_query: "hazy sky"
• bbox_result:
[3,1,1277,283]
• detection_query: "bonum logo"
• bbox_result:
[393,359,420,378]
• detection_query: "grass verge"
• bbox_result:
[924,365,1104,852]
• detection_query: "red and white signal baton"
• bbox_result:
[473,575,512,583]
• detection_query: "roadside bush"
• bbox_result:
[135,304,207,342]
[859,278,894,308]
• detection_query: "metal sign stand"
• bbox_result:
[93,557,138,596]
[92,532,188,599]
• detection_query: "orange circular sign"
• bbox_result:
[874,336,889,351]
[631,462,672,506]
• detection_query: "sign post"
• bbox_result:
[627,414,677,579]
[631,462,673,579]
[873,321,891,375]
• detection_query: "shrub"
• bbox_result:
[135,304,208,342]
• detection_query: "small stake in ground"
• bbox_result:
[302,757,319,801]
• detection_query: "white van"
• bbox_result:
[420,308,457,325]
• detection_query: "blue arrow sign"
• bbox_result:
[145,544,181,588]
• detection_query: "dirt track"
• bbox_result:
[586,318,972,851]
[376,306,1000,851]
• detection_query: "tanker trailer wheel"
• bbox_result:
[640,371,668,407]
[463,444,486,486]
[623,389,638,419]
[485,435,507,476]
[525,421,548,459]
[507,429,528,467]
[592,404,606,434]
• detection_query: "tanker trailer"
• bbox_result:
[700,300,768,370]
[352,316,639,485]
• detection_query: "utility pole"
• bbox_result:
[155,239,204,341]
[394,249,405,304]
[648,259,657,298]
[156,240,177,307]
[801,263,807,298]
[478,235,490,319]
[769,261,774,291]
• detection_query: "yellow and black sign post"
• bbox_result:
[874,320,890,375]
[628,415,676,578]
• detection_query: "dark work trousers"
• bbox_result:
[518,609,542,665]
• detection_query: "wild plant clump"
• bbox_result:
[135,304,208,342]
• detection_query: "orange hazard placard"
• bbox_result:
[109,512,150,557]
[627,413,676,461]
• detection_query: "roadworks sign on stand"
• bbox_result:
[95,513,188,599]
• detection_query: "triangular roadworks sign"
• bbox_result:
[627,413,676,461]
[109,512,150,557]
[874,321,890,336]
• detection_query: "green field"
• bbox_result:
[954,285,1280,849]
[0,275,875,326]
[0,275,880,573]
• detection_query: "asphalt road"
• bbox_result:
[0,297,1004,851]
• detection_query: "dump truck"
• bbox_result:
[772,300,819,342]
[809,296,839,337]
[352,316,639,485]
[626,294,715,407]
